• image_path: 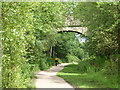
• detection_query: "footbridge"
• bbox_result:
[57,27,87,35]
[56,16,87,35]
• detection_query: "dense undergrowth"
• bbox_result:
[58,52,119,88]
[2,2,70,88]
[57,62,118,88]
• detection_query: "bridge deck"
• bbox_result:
[57,27,87,35]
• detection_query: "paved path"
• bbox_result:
[35,63,74,89]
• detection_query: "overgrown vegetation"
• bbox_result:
[57,64,118,88]
[58,2,119,88]
[1,2,119,88]
[2,2,70,88]
[73,2,119,88]
[53,32,84,62]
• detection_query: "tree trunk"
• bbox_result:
[50,46,52,58]
[116,15,120,54]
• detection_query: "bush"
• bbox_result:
[46,57,55,67]
[66,54,80,63]
[57,58,63,64]
[77,60,91,73]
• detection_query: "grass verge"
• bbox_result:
[57,64,118,88]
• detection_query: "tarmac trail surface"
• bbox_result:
[35,63,74,89]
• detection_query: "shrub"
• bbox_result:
[77,60,91,73]
[66,54,80,63]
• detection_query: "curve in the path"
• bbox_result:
[35,63,74,89]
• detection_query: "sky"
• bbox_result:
[75,33,86,42]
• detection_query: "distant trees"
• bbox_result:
[53,32,86,62]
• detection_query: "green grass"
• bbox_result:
[57,64,118,88]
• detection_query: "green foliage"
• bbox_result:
[74,2,119,56]
[57,58,63,64]
[2,2,34,88]
[57,64,118,88]
[66,54,79,62]
[2,2,71,88]
[54,32,86,62]
[73,2,119,87]
[77,60,90,73]
[55,2,119,88]
[2,2,119,88]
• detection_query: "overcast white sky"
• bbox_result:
[75,33,86,42]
